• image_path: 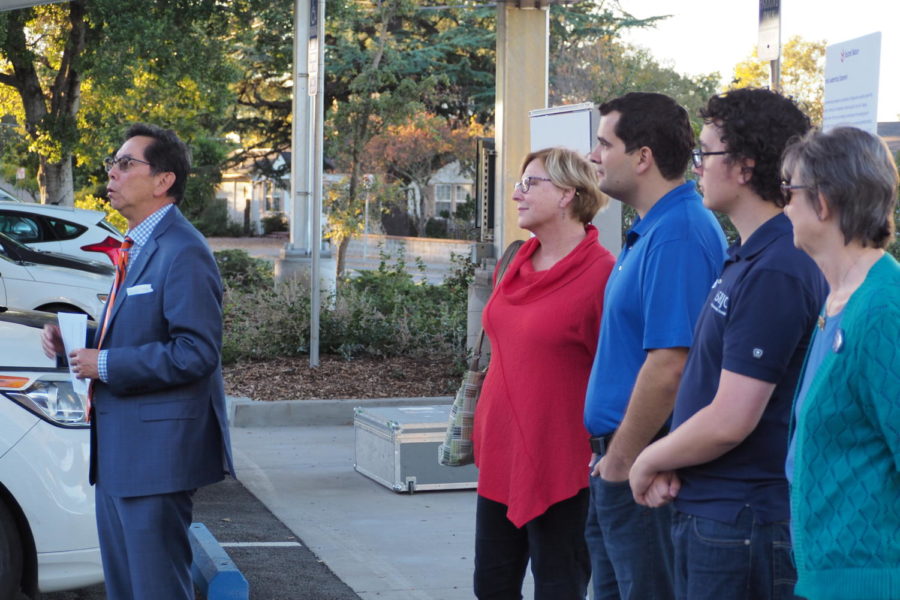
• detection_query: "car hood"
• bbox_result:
[0,308,68,368]
[19,250,115,276]
[18,262,113,291]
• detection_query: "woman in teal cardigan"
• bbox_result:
[781,127,900,600]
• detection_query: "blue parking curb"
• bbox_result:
[190,522,249,600]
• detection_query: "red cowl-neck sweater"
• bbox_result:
[473,225,614,527]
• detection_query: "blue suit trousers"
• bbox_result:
[95,484,195,600]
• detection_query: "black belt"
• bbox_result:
[589,427,669,456]
[589,433,614,455]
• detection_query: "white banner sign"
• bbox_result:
[823,32,881,134]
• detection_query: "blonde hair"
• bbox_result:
[520,147,608,223]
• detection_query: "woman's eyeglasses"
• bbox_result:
[514,176,552,194]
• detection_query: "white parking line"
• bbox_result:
[220,541,303,548]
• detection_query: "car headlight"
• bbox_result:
[1,376,88,427]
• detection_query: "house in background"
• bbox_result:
[215,151,475,238]
[404,161,474,223]
[216,151,291,234]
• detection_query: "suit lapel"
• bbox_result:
[105,206,178,332]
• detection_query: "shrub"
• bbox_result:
[261,212,288,234]
[222,277,312,364]
[191,197,245,237]
[214,249,273,291]
[220,246,475,370]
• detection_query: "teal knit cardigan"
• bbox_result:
[790,254,900,600]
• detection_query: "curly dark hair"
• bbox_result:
[599,92,694,181]
[699,88,810,206]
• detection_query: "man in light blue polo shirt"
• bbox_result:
[584,92,726,600]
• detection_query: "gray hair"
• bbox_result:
[782,127,898,249]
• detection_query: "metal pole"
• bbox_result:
[309,0,325,368]
[364,191,370,260]
[289,0,311,253]
[770,58,781,93]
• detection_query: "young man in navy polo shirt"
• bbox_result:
[629,88,827,600]
[584,92,727,600]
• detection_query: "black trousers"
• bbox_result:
[474,488,591,600]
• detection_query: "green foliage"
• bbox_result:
[890,152,900,261]
[261,212,288,235]
[214,249,273,291]
[222,277,311,365]
[191,198,244,237]
[74,193,128,233]
[0,0,241,204]
[730,36,826,125]
[220,246,476,370]
[551,36,720,130]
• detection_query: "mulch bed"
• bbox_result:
[223,355,459,402]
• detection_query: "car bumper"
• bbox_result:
[0,415,103,591]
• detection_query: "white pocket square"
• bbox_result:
[126,284,154,296]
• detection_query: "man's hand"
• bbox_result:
[591,453,631,482]
[632,470,680,508]
[630,450,681,507]
[41,324,65,359]
[69,348,100,380]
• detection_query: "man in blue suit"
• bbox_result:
[42,123,234,600]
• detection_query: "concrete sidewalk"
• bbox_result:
[229,398,535,600]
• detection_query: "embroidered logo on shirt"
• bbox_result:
[710,289,729,316]
[753,348,764,359]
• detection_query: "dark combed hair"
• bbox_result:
[599,92,694,180]
[699,88,810,206]
[124,123,191,204]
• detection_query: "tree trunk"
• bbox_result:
[1,2,86,207]
[38,156,74,205]
[336,236,350,278]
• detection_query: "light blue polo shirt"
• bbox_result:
[584,181,726,436]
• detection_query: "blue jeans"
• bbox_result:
[585,469,675,600]
[671,507,798,600]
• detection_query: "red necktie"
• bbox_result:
[87,236,133,421]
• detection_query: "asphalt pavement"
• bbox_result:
[44,477,358,600]
[46,397,537,600]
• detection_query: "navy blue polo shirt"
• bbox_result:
[584,182,727,436]
[672,213,827,524]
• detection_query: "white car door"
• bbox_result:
[0,210,64,254]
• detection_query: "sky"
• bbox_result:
[617,0,900,122]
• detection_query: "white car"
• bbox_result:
[0,232,113,321]
[0,201,123,265]
[0,308,103,597]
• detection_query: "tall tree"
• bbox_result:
[551,36,719,123]
[0,0,239,205]
[364,112,487,228]
[730,36,826,125]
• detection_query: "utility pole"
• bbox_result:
[758,0,782,92]
[495,1,550,253]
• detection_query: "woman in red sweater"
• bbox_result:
[473,147,615,599]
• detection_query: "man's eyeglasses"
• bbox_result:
[514,175,553,194]
[103,155,153,173]
[780,182,810,204]
[691,149,729,169]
